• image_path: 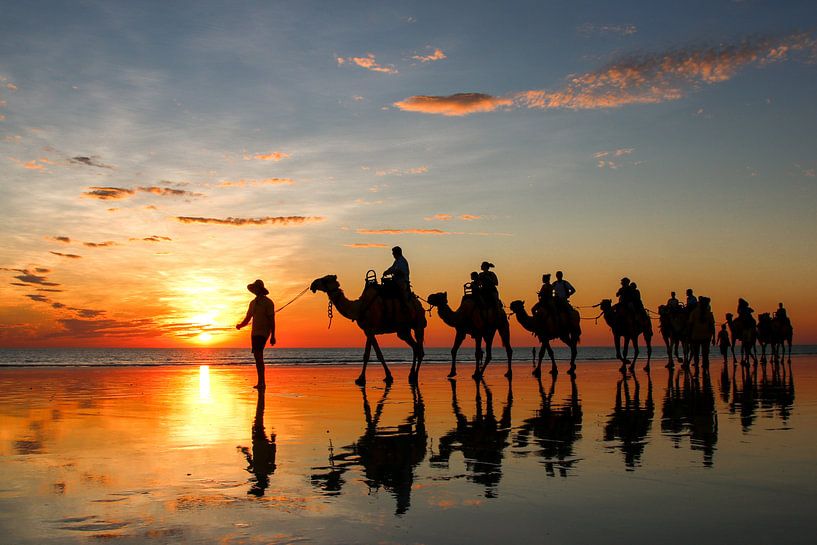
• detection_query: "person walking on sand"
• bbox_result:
[717,324,731,365]
[237,279,276,389]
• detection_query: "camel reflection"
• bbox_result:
[604,374,654,470]
[430,379,512,498]
[311,385,427,515]
[728,360,795,432]
[661,368,717,467]
[237,390,277,496]
[514,375,582,477]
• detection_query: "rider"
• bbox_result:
[532,273,554,316]
[552,270,576,303]
[737,298,754,320]
[383,246,411,309]
[476,261,500,309]
[685,288,698,310]
[667,291,680,309]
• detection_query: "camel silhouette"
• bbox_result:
[427,291,513,379]
[509,300,581,377]
[599,299,653,372]
[658,304,690,368]
[725,312,757,366]
[310,274,426,385]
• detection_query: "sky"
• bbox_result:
[1,0,816,349]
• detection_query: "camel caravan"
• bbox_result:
[309,247,794,385]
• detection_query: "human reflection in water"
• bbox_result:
[431,379,512,498]
[728,359,795,432]
[661,367,717,467]
[603,373,654,470]
[311,384,427,515]
[514,374,582,477]
[237,390,277,496]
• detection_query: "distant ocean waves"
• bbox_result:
[1,346,815,367]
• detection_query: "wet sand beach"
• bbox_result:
[1,358,816,544]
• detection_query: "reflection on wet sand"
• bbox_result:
[237,390,277,496]
[514,375,582,477]
[604,373,654,470]
[311,384,427,515]
[430,379,513,498]
[727,360,795,431]
[661,367,717,466]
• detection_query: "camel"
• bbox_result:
[509,300,581,377]
[757,313,778,362]
[310,274,426,385]
[772,313,793,362]
[658,305,689,368]
[725,312,757,366]
[427,291,513,379]
[599,299,653,372]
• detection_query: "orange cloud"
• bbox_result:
[137,186,203,197]
[176,216,325,226]
[49,251,82,259]
[396,33,817,116]
[244,151,290,161]
[83,187,135,200]
[426,214,453,221]
[393,93,513,116]
[343,243,388,248]
[516,33,817,111]
[129,236,172,242]
[413,48,447,62]
[356,228,450,235]
[83,241,117,248]
[340,53,398,74]
[375,166,428,176]
[50,236,71,243]
[218,178,294,187]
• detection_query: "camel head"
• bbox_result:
[725,312,734,323]
[426,292,448,308]
[310,274,339,294]
[509,300,526,314]
[599,299,613,311]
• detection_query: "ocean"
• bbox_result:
[0,345,815,367]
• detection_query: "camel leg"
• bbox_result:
[533,344,547,377]
[619,337,630,372]
[630,337,640,372]
[414,326,425,378]
[546,344,557,376]
[370,336,393,384]
[567,339,577,376]
[473,337,484,379]
[614,334,623,365]
[357,337,373,385]
[449,330,466,378]
[480,331,496,377]
[499,326,513,379]
[664,338,674,369]
[395,330,418,383]
[731,339,738,364]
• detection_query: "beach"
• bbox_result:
[1,357,816,544]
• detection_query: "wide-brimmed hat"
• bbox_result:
[247,279,269,295]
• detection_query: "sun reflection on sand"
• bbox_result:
[199,365,211,401]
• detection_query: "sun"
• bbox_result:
[196,332,213,344]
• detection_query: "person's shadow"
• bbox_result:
[430,378,513,498]
[311,384,427,515]
[514,374,582,477]
[603,373,654,470]
[237,390,277,496]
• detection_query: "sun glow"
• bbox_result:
[196,332,213,343]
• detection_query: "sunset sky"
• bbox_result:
[1,1,816,348]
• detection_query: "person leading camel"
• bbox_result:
[237,279,276,389]
[717,324,730,365]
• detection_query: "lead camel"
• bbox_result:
[310,274,426,385]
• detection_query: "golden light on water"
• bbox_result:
[199,365,211,400]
